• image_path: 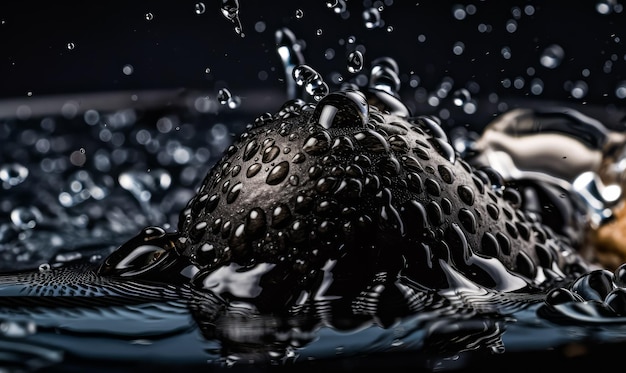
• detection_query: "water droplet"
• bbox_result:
[145,12,154,20]
[67,42,75,50]
[0,163,29,186]
[38,263,51,272]
[540,44,565,69]
[122,64,134,75]
[246,163,262,178]
[295,9,304,18]
[195,2,206,15]
[10,206,43,230]
[293,64,329,101]
[276,28,306,100]
[347,51,364,73]
[220,0,245,37]
[226,182,242,203]
[452,88,471,106]
[363,8,382,29]
[266,161,290,185]
[303,131,332,155]
[271,204,292,228]
[569,80,588,99]
[310,90,369,129]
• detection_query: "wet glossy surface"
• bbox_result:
[3,1,626,372]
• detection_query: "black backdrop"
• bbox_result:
[0,1,624,113]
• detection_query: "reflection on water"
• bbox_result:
[3,2,626,372]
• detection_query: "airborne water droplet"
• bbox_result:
[540,44,565,69]
[217,88,232,104]
[292,64,329,101]
[220,0,245,37]
[0,163,29,186]
[195,2,206,15]
[363,8,382,29]
[347,51,364,74]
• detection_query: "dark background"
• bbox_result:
[0,0,624,122]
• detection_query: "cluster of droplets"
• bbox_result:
[543,264,626,322]
[0,98,237,271]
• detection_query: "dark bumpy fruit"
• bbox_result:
[169,89,591,310]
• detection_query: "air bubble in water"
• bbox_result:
[540,44,565,69]
[0,163,29,186]
[347,51,364,73]
[363,8,381,29]
[292,64,329,101]
[122,64,134,75]
[195,2,206,15]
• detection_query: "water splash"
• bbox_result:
[220,0,245,37]
[276,28,305,100]
[292,64,329,101]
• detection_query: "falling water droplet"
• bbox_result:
[540,44,565,69]
[276,28,305,100]
[0,163,29,186]
[145,12,154,20]
[217,88,232,104]
[67,42,75,50]
[195,2,206,15]
[220,0,245,37]
[293,64,329,101]
[363,8,382,29]
[452,88,471,107]
[347,51,364,73]
[10,206,43,230]
[295,9,304,18]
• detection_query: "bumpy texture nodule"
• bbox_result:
[175,90,590,308]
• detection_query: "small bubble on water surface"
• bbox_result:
[38,263,51,272]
